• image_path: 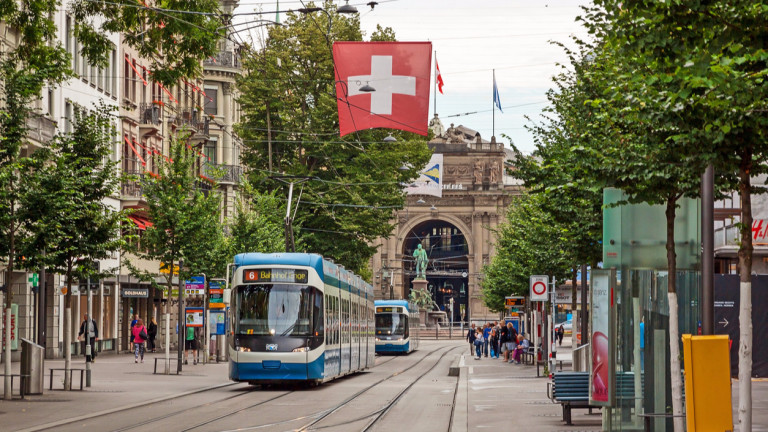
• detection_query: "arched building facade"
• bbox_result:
[370,117,524,324]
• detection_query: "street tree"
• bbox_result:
[582,2,767,428]
[510,43,604,339]
[224,187,287,257]
[0,0,72,399]
[236,3,432,275]
[482,194,572,313]
[127,132,223,321]
[22,105,125,391]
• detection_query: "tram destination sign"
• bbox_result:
[243,268,308,284]
[505,296,525,307]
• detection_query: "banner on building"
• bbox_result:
[405,153,443,197]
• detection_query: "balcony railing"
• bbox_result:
[26,114,56,145]
[121,170,146,199]
[140,103,162,125]
[202,163,242,184]
[203,51,241,69]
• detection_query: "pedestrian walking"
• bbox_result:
[78,314,98,362]
[482,323,492,357]
[132,318,148,363]
[489,325,499,358]
[557,324,565,346]
[129,313,138,351]
[185,325,198,365]
[499,322,511,362]
[473,328,484,359]
[507,323,518,363]
[147,317,158,352]
[466,323,477,355]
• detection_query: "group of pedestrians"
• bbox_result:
[466,322,531,364]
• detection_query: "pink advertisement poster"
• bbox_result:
[589,270,613,405]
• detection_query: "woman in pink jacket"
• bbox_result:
[131,318,148,363]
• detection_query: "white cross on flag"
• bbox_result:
[332,42,432,137]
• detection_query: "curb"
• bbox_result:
[450,354,468,432]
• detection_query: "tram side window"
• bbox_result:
[313,292,324,337]
[402,314,409,338]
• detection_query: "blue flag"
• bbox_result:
[493,75,503,113]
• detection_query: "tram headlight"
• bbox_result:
[292,347,309,352]
[237,347,251,352]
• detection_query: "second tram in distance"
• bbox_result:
[228,253,375,385]
[374,300,420,354]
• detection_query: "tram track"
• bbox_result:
[200,345,452,432]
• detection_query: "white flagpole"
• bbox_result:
[493,69,496,138]
[434,51,437,119]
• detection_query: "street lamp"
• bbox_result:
[337,1,358,14]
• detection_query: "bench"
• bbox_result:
[549,372,600,425]
[49,368,85,390]
[153,357,181,375]
[0,374,30,399]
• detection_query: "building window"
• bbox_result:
[204,138,217,165]
[64,101,72,133]
[204,88,218,116]
[123,55,130,99]
[111,49,117,96]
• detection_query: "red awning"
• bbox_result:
[128,214,154,230]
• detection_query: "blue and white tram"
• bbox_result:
[374,300,420,354]
[228,253,376,385]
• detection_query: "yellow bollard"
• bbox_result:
[682,334,734,432]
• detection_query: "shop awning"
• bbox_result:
[129,214,154,230]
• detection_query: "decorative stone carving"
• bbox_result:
[473,159,483,183]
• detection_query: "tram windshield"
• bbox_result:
[235,284,319,336]
[375,313,409,337]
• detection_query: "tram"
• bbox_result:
[374,300,420,354]
[228,253,375,385]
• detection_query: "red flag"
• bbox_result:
[436,60,444,94]
[333,42,432,136]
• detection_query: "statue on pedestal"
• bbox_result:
[413,243,429,279]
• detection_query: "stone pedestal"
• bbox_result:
[412,278,428,327]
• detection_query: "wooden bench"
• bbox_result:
[0,374,30,399]
[49,368,85,390]
[549,372,600,425]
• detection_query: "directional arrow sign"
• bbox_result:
[530,275,549,301]
[718,318,729,327]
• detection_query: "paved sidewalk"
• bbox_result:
[452,338,601,432]
[2,350,232,431]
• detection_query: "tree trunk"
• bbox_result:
[64,264,73,391]
[571,267,578,347]
[737,164,753,431]
[665,197,684,432]
[4,198,15,400]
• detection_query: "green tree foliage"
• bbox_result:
[23,104,125,390]
[68,0,223,84]
[482,194,571,313]
[128,133,224,287]
[224,187,286,257]
[236,2,432,275]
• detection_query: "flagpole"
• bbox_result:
[434,51,437,119]
[492,69,495,138]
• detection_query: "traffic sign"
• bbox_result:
[530,275,549,301]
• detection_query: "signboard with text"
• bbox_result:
[1,304,18,350]
[185,276,205,296]
[505,296,526,307]
[185,307,204,327]
[209,310,226,335]
[209,280,225,308]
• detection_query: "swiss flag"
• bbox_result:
[332,42,432,137]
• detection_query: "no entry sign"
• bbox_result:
[530,275,549,301]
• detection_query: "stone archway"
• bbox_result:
[401,219,469,323]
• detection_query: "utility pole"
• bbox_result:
[177,259,184,373]
[273,176,312,252]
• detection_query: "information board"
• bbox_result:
[185,307,204,327]
[209,310,226,335]
[589,269,616,406]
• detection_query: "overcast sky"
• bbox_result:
[233,0,592,153]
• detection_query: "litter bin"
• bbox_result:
[20,338,44,395]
